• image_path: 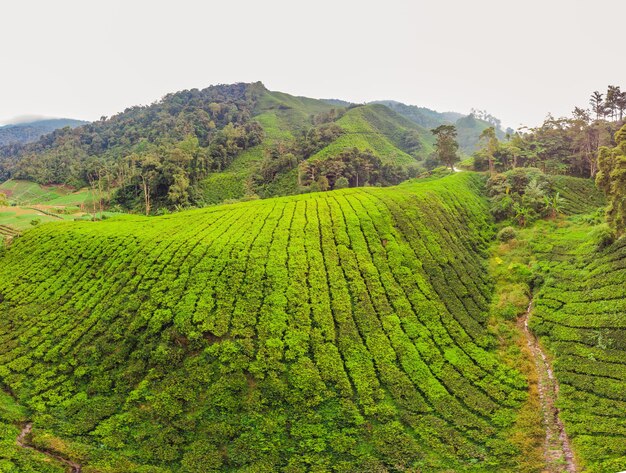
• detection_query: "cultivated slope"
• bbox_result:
[0,173,529,472]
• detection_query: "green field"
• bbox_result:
[0,179,98,207]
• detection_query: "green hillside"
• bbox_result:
[371,100,464,129]
[0,173,533,472]
[308,104,434,165]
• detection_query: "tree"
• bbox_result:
[617,90,626,122]
[316,175,330,191]
[606,86,621,121]
[431,125,460,171]
[0,192,7,206]
[590,91,605,121]
[137,154,161,216]
[478,127,499,175]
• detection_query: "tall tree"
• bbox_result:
[617,90,626,122]
[590,91,605,121]
[431,125,460,171]
[606,86,621,121]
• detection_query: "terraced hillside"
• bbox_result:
[529,219,626,472]
[0,173,532,472]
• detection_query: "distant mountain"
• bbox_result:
[322,98,355,107]
[371,100,464,129]
[0,118,88,146]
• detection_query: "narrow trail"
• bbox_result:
[521,301,577,473]
[16,422,82,473]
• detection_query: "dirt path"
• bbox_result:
[521,302,577,473]
[16,422,81,473]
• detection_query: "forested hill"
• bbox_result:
[0,118,87,147]
[0,173,530,472]
[0,82,439,211]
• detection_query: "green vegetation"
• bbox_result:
[0,173,536,472]
[486,168,604,226]
[528,220,626,472]
[596,123,626,234]
[0,391,64,472]
[473,86,625,179]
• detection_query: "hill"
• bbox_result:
[0,173,532,472]
[1,83,434,211]
[0,119,87,147]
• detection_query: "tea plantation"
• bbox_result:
[0,173,533,472]
[0,171,624,472]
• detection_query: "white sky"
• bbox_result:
[1,0,624,129]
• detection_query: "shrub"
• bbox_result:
[590,224,616,250]
[497,226,517,242]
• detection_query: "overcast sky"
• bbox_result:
[1,0,624,129]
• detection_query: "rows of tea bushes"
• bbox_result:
[531,221,626,473]
[0,173,528,472]
[551,175,605,215]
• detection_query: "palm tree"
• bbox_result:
[590,91,605,121]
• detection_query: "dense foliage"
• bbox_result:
[0,173,535,472]
[473,86,625,178]
[0,83,266,209]
[1,85,440,212]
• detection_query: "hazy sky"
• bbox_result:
[1,0,625,129]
